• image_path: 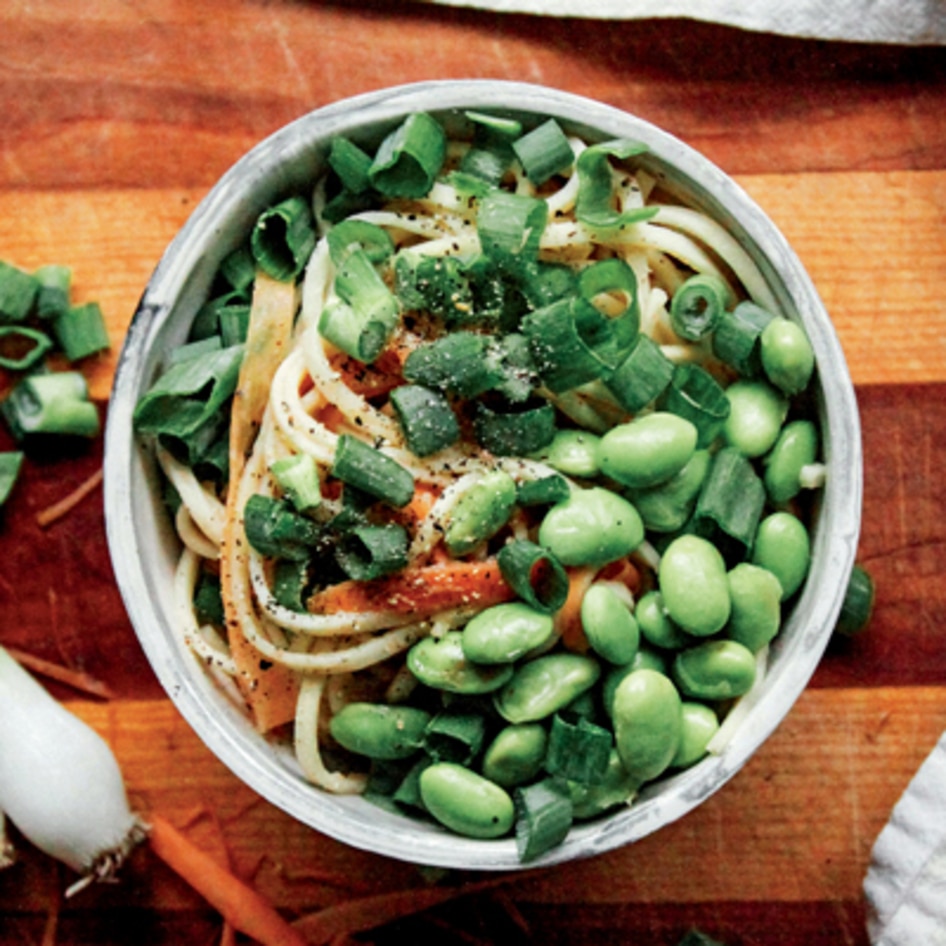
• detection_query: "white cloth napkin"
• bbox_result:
[417,0,946,44]
[863,731,946,945]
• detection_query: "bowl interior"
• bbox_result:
[105,80,862,870]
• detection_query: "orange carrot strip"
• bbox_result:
[2,646,113,699]
[35,467,103,528]
[308,560,514,617]
[291,876,521,946]
[148,814,307,946]
[556,566,597,653]
[597,557,643,596]
[329,348,405,398]
[221,274,302,733]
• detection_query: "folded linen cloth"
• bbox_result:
[863,731,946,944]
[417,0,946,44]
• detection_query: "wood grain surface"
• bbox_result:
[1,2,945,944]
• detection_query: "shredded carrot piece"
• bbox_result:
[556,566,597,653]
[308,560,513,617]
[598,557,642,595]
[2,646,112,699]
[329,348,405,398]
[148,814,307,946]
[291,876,521,945]
[35,467,103,528]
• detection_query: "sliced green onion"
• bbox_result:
[488,332,537,403]
[391,757,433,813]
[52,301,110,362]
[424,712,487,765]
[518,260,578,311]
[251,195,316,282]
[331,434,414,508]
[523,297,617,393]
[270,452,322,513]
[189,288,250,342]
[320,247,399,364]
[165,335,222,367]
[834,564,875,637]
[133,344,244,449]
[497,540,569,614]
[368,112,447,199]
[328,136,373,195]
[193,570,225,626]
[473,398,557,456]
[575,139,659,232]
[691,446,766,563]
[402,332,501,399]
[394,253,475,325]
[0,326,53,371]
[512,118,574,187]
[712,300,776,377]
[2,372,100,441]
[676,930,726,946]
[0,260,38,324]
[544,714,613,784]
[389,384,460,457]
[516,474,571,507]
[326,219,394,267]
[217,304,252,348]
[661,363,731,448]
[476,190,548,271]
[669,272,732,341]
[335,522,409,581]
[242,494,323,561]
[272,558,311,612]
[217,245,257,293]
[465,110,523,139]
[604,333,675,413]
[0,451,24,507]
[33,265,72,321]
[578,257,640,355]
[514,777,573,862]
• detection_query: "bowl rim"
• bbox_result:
[104,79,862,870]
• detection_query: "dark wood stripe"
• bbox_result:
[1,383,942,699]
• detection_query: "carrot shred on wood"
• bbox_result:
[291,876,521,945]
[307,560,514,617]
[147,814,306,946]
[35,467,103,528]
[2,646,113,699]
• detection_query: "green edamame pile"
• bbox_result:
[144,108,830,863]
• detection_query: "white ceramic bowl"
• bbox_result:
[104,80,862,870]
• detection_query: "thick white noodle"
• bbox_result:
[156,446,226,547]
[293,674,368,794]
[174,504,219,561]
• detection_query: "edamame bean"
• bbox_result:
[671,702,720,768]
[601,646,669,717]
[569,749,640,820]
[580,583,640,665]
[672,640,757,700]
[538,486,643,568]
[727,562,783,652]
[462,602,555,665]
[532,429,602,478]
[481,723,549,788]
[444,470,517,556]
[628,449,711,533]
[763,419,819,504]
[612,668,682,783]
[635,589,691,650]
[658,535,731,637]
[329,702,431,760]
[597,412,698,489]
[419,762,515,839]
[407,632,514,694]
[723,379,788,458]
[760,317,815,396]
[494,653,601,723]
[751,511,811,600]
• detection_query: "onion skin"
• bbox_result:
[0,646,144,885]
